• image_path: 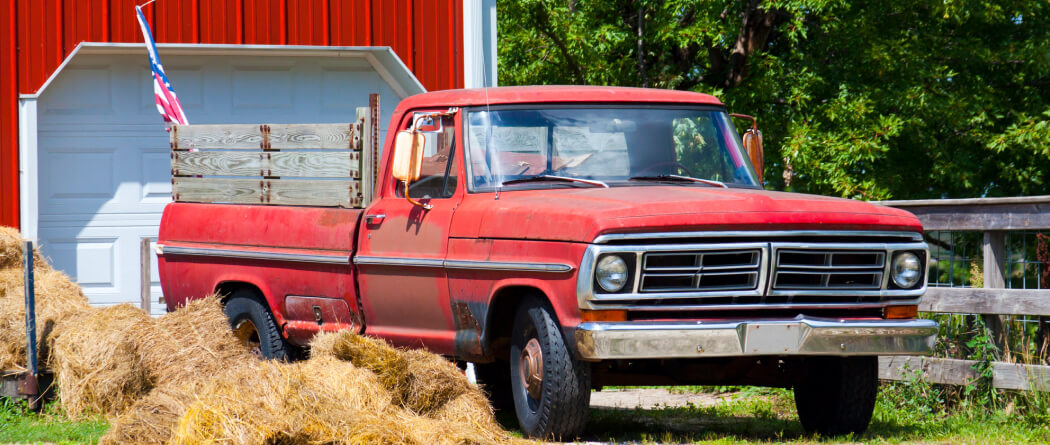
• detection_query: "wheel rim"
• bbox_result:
[519,338,544,400]
[232,318,263,359]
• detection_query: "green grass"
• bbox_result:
[1,384,1048,444]
[0,400,108,445]
[577,385,1050,444]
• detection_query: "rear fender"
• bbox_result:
[212,276,288,333]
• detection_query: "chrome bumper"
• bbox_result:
[574,317,938,360]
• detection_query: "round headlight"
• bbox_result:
[892,252,922,288]
[596,255,629,293]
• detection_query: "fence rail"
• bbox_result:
[875,195,1050,391]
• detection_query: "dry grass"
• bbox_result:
[0,266,90,371]
[0,226,51,271]
[0,226,520,445]
[133,296,254,386]
[49,304,153,418]
[99,382,202,445]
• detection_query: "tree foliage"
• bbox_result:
[498,0,1050,199]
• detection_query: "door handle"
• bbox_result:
[365,214,386,225]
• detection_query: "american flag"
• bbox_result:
[136,5,188,126]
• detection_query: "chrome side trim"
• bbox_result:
[444,259,574,272]
[158,244,349,265]
[575,317,939,360]
[353,256,445,268]
[353,256,574,273]
[592,230,924,244]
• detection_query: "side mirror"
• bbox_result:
[392,130,425,182]
[730,114,764,184]
[391,130,432,210]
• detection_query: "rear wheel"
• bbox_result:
[223,290,293,361]
[509,298,590,440]
[794,356,878,436]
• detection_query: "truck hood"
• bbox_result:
[450,186,922,243]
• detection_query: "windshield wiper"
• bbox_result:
[500,174,609,188]
[629,174,728,188]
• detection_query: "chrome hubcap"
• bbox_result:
[520,338,544,399]
[232,319,263,359]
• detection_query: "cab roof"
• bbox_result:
[394,85,724,111]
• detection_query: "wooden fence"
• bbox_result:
[875,195,1050,390]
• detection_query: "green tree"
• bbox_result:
[498,0,1050,199]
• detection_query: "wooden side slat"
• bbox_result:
[173,151,359,178]
[921,287,1050,316]
[268,124,354,149]
[879,356,1050,391]
[173,178,360,208]
[172,123,356,150]
[172,124,265,149]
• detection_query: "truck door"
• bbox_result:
[355,112,462,354]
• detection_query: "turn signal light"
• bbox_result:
[885,305,918,319]
[580,310,627,322]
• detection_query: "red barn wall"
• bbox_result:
[0,0,464,228]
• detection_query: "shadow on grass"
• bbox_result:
[583,404,805,443]
[496,394,935,444]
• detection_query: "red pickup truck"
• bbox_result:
[158,86,937,439]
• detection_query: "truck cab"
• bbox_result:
[158,86,937,439]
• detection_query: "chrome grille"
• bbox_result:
[581,234,928,312]
[640,249,761,292]
[773,249,885,291]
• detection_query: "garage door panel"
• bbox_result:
[41,65,115,115]
[41,233,119,291]
[140,150,174,203]
[233,66,294,109]
[44,149,115,201]
[321,67,381,114]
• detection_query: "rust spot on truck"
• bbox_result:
[451,301,485,359]
[316,209,345,227]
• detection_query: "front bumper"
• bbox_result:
[574,316,938,360]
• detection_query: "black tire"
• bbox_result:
[794,356,878,436]
[474,361,513,412]
[223,290,293,361]
[509,298,590,440]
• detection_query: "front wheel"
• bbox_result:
[794,356,878,436]
[509,298,590,440]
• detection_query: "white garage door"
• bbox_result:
[34,50,406,314]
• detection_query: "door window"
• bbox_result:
[400,115,457,199]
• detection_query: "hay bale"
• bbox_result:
[134,295,253,385]
[310,330,409,391]
[171,356,396,444]
[400,349,477,415]
[311,332,479,415]
[0,267,90,371]
[100,382,202,445]
[0,226,51,271]
[49,304,153,418]
[170,359,285,445]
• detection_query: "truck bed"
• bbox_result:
[158,202,363,345]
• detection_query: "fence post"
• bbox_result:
[141,238,151,314]
[20,241,40,409]
[983,230,1007,353]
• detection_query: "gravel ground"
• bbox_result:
[589,388,732,410]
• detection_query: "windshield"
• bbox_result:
[465,107,759,191]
